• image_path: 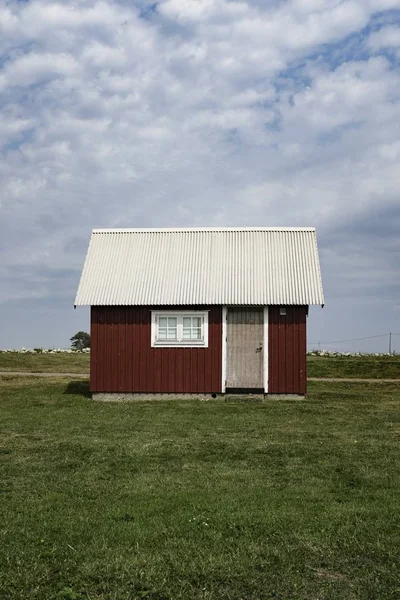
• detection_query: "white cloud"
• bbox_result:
[0,52,79,89]
[284,56,399,132]
[0,0,400,347]
[0,1,129,38]
[0,114,36,145]
[159,0,249,23]
[368,25,400,50]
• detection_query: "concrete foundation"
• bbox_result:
[92,393,305,402]
[266,394,306,400]
[93,392,219,402]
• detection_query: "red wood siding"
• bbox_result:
[90,306,222,393]
[268,306,307,395]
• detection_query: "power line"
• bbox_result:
[308,333,390,345]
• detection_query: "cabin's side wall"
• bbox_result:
[90,306,222,393]
[268,306,307,395]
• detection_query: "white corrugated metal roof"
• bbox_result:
[74,228,324,306]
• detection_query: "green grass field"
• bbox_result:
[0,352,90,373]
[1,352,400,379]
[1,375,399,599]
[307,354,400,379]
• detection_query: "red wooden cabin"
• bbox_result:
[75,228,324,397]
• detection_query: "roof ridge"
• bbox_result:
[92,227,316,233]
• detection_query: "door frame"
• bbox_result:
[263,306,268,393]
[221,306,268,393]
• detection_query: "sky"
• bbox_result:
[1,0,400,353]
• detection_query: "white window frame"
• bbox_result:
[151,310,209,348]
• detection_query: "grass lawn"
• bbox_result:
[0,352,90,373]
[308,354,400,379]
[1,352,400,379]
[1,376,399,599]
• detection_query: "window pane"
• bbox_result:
[183,327,202,340]
[157,315,178,342]
[183,317,191,328]
[193,317,202,327]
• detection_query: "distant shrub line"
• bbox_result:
[308,350,396,357]
[0,349,396,357]
[0,348,90,354]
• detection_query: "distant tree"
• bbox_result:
[70,331,90,350]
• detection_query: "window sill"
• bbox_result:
[152,342,208,348]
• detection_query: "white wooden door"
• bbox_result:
[226,308,264,389]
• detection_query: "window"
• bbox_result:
[158,316,178,340]
[151,311,209,347]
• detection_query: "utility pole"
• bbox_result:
[389,332,392,355]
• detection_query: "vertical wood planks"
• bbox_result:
[90,306,222,393]
[268,306,307,395]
